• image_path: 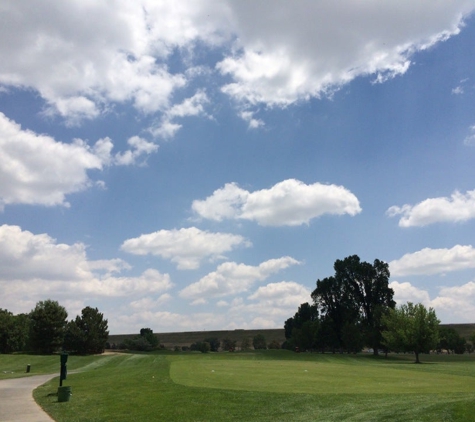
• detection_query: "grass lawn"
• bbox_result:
[0,353,107,379]
[3,351,474,421]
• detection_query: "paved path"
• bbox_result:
[0,374,56,422]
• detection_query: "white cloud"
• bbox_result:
[0,113,159,209]
[239,110,264,129]
[248,281,311,308]
[114,136,159,166]
[1,1,473,124]
[452,78,469,95]
[217,1,474,106]
[464,125,475,146]
[0,1,215,121]
[179,256,301,300]
[149,91,210,139]
[129,295,173,311]
[192,179,361,226]
[431,281,475,321]
[389,281,431,306]
[0,113,103,208]
[112,310,225,334]
[221,282,312,329]
[0,224,173,312]
[390,245,475,277]
[121,227,251,270]
[387,189,475,227]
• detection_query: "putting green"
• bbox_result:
[170,357,475,395]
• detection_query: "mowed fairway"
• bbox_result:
[170,354,475,395]
[22,351,475,421]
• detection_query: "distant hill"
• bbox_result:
[443,323,475,339]
[108,324,475,350]
[108,328,285,349]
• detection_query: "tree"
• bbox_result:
[336,256,395,354]
[438,327,466,354]
[312,255,395,355]
[221,337,236,351]
[341,320,364,354]
[204,337,220,352]
[122,328,159,352]
[190,341,210,353]
[382,302,440,363]
[0,310,30,353]
[240,337,251,351]
[312,273,358,352]
[140,328,159,349]
[253,334,267,350]
[29,300,68,354]
[284,302,319,351]
[64,307,109,354]
[268,339,281,349]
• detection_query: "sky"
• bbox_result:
[1,1,475,334]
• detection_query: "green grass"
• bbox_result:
[0,353,108,379]
[8,351,475,421]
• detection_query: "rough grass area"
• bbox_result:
[28,351,475,421]
[0,354,108,379]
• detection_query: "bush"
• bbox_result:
[253,334,267,350]
[221,337,237,351]
[268,340,281,349]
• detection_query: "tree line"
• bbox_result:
[284,255,475,363]
[0,299,108,355]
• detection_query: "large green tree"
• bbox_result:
[29,300,68,354]
[284,302,319,351]
[252,334,267,350]
[334,256,395,354]
[64,306,109,354]
[311,273,358,352]
[382,302,440,363]
[312,255,395,355]
[0,309,30,353]
[438,327,466,354]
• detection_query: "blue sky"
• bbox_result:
[1,1,475,333]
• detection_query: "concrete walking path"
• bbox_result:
[0,374,56,422]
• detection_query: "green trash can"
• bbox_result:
[57,386,72,402]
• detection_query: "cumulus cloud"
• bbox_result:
[192,179,361,226]
[431,281,475,321]
[390,245,475,277]
[217,1,474,106]
[121,227,251,270]
[0,112,103,208]
[221,282,312,328]
[0,113,158,208]
[389,281,431,306]
[112,310,225,334]
[1,1,473,124]
[248,281,311,308]
[0,224,173,312]
[179,256,301,301]
[148,91,210,138]
[387,189,475,227]
[239,110,264,129]
[0,0,222,122]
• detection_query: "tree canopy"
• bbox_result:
[311,255,395,354]
[382,302,440,363]
[64,306,109,354]
[29,300,68,354]
[0,309,29,354]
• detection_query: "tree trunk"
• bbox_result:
[415,352,420,364]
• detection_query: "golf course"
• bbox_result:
[2,350,475,421]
